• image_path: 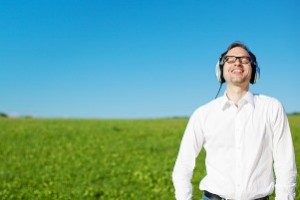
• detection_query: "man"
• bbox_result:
[172,42,297,200]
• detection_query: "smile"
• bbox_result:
[232,69,243,73]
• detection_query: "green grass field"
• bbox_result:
[0,115,299,199]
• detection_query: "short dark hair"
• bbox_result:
[221,41,256,63]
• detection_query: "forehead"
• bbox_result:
[226,47,250,56]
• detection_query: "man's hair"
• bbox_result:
[221,41,257,63]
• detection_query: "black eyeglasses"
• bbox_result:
[223,56,252,64]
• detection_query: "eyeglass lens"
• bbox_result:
[224,56,251,64]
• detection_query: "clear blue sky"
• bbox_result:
[1,0,299,118]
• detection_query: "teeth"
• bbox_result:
[233,69,242,73]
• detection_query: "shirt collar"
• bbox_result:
[220,91,255,110]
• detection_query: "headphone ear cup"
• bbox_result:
[250,62,260,84]
[215,61,222,83]
[215,60,225,83]
[255,65,260,83]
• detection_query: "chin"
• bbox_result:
[230,79,249,85]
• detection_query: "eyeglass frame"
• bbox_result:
[223,56,252,64]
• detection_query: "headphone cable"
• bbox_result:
[214,83,223,99]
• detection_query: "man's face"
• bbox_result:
[223,47,252,86]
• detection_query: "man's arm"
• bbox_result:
[271,100,297,200]
[172,110,204,200]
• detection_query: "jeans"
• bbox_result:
[202,192,226,200]
[203,195,227,200]
[203,194,211,200]
[202,193,269,200]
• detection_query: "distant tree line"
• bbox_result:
[289,112,300,116]
[0,112,299,119]
[0,112,8,118]
[0,112,33,118]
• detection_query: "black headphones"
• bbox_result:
[215,51,260,84]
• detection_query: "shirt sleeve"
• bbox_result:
[172,110,204,200]
[270,100,297,200]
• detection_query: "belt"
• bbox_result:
[204,191,269,200]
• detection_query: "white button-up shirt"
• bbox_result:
[172,91,297,200]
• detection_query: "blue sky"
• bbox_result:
[1,0,299,118]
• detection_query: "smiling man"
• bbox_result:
[172,42,297,200]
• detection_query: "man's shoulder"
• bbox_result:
[253,93,282,104]
[253,93,286,113]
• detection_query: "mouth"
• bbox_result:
[232,69,243,74]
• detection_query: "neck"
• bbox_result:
[226,84,249,105]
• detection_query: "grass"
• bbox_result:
[0,115,299,199]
